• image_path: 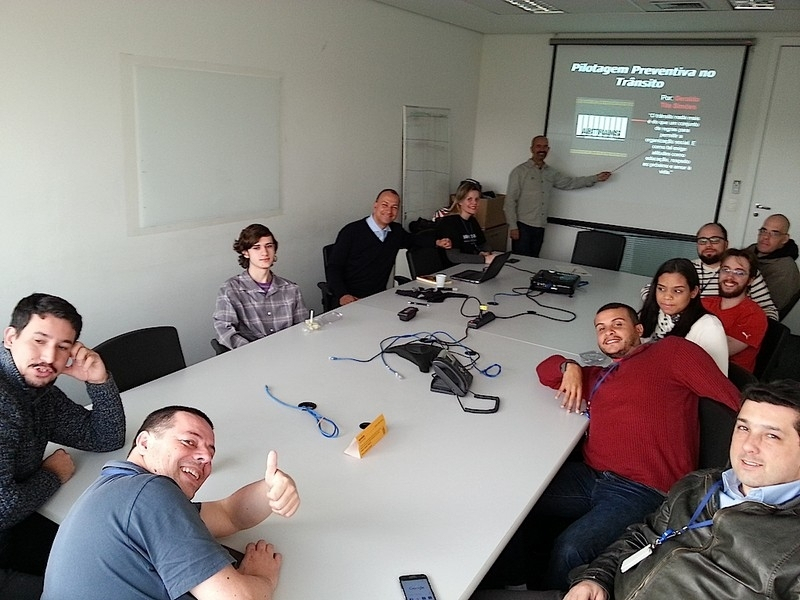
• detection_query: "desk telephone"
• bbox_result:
[430,350,473,396]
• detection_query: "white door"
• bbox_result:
[744,45,800,243]
[744,44,800,330]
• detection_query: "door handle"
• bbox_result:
[755,203,771,210]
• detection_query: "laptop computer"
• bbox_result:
[450,252,511,284]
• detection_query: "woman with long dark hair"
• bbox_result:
[639,257,728,373]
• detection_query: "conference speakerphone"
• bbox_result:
[529,270,581,296]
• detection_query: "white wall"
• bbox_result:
[0,0,482,380]
[471,32,800,330]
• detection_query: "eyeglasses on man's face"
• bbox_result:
[697,236,725,245]
[758,228,787,238]
[720,266,748,278]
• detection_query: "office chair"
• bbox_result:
[406,247,449,279]
[754,319,790,381]
[95,326,186,393]
[698,397,738,470]
[210,339,230,355]
[317,242,412,310]
[570,230,626,271]
[317,244,338,312]
[779,289,800,321]
[727,362,757,391]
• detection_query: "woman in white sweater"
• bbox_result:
[639,257,728,374]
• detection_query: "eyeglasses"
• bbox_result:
[758,228,787,238]
[720,266,749,278]
[696,236,725,245]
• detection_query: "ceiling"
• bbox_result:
[372,0,800,34]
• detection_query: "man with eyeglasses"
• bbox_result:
[745,214,800,314]
[701,249,768,373]
[641,223,778,320]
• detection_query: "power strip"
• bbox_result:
[468,311,496,329]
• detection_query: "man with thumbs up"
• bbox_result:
[42,405,300,600]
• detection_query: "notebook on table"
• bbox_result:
[450,252,511,284]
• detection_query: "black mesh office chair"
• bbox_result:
[571,230,626,271]
[317,244,338,312]
[95,326,186,393]
[779,289,800,321]
[698,397,738,469]
[210,339,230,355]
[754,319,790,381]
[727,362,757,391]
[406,247,449,279]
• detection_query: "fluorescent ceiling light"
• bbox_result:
[501,0,565,13]
[728,0,775,8]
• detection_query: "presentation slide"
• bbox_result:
[545,42,749,237]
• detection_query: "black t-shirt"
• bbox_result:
[436,214,487,255]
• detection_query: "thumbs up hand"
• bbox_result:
[264,450,300,518]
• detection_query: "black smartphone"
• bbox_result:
[507,257,520,263]
[399,573,437,600]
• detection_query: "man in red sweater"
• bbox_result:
[702,248,768,373]
[524,302,740,591]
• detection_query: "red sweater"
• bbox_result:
[537,337,741,493]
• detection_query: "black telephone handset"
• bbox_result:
[430,350,473,396]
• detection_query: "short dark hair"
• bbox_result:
[596,302,639,325]
[130,405,214,452]
[696,222,728,240]
[375,188,400,202]
[233,224,278,269]
[720,247,759,279]
[742,380,800,437]
[9,293,83,340]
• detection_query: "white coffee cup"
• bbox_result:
[435,273,446,288]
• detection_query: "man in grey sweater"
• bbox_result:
[0,293,125,599]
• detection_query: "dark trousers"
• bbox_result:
[497,462,665,591]
[0,513,59,600]
[511,222,545,257]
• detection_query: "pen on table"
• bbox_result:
[408,301,429,306]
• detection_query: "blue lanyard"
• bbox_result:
[582,361,619,419]
[264,385,340,438]
[654,480,721,547]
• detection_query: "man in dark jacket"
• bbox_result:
[0,294,126,599]
[473,380,800,600]
[746,213,800,313]
[326,189,451,306]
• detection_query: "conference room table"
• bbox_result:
[362,255,652,356]
[41,258,649,599]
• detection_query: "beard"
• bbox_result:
[719,284,747,299]
[698,253,722,265]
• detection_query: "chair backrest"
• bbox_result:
[318,244,338,312]
[779,288,800,321]
[698,397,738,469]
[570,230,626,271]
[406,247,448,279]
[95,326,186,393]
[754,319,790,380]
[210,339,230,355]
[727,362,757,391]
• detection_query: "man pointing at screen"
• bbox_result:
[504,135,611,257]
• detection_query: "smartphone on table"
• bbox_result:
[399,573,437,600]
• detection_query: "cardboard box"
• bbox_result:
[447,194,506,229]
[483,223,509,253]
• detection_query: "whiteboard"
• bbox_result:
[123,56,281,233]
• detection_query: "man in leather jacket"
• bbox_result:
[472,380,800,600]
[564,379,800,600]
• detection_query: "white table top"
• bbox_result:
[42,302,588,600]
[362,256,651,356]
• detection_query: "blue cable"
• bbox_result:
[264,385,340,438]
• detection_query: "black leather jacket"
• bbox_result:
[574,469,800,599]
